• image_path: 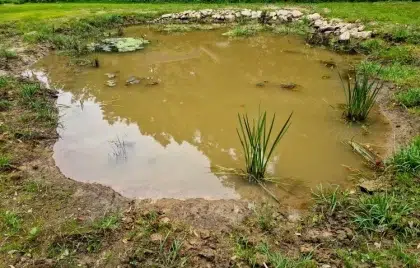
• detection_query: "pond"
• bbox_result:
[34,27,390,207]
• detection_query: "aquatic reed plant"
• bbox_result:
[237,110,292,183]
[340,70,383,122]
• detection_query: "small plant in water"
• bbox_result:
[339,70,383,122]
[237,110,292,183]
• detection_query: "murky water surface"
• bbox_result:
[35,27,390,206]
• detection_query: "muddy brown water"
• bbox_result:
[34,27,391,207]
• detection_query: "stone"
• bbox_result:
[280,83,297,90]
[90,38,149,53]
[276,10,290,17]
[150,233,163,242]
[106,80,116,87]
[269,11,277,18]
[287,210,301,222]
[200,229,211,239]
[159,217,170,224]
[125,76,142,85]
[225,14,235,21]
[319,24,338,32]
[291,10,303,18]
[161,14,172,18]
[105,73,116,79]
[351,31,372,39]
[306,13,321,21]
[339,31,350,41]
[251,11,261,19]
[358,179,382,194]
[314,19,324,27]
[198,249,215,261]
[241,10,252,17]
[300,244,314,254]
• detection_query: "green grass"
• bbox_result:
[94,215,120,231]
[0,100,11,111]
[223,24,264,37]
[0,155,12,171]
[20,83,39,102]
[311,2,420,26]
[0,77,8,88]
[235,237,315,268]
[28,226,41,241]
[396,88,420,108]
[338,240,419,267]
[0,48,17,59]
[312,185,349,214]
[358,61,420,87]
[388,136,420,176]
[237,110,292,183]
[353,193,413,235]
[158,232,187,268]
[1,211,22,233]
[340,69,382,122]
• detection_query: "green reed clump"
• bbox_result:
[237,111,292,183]
[340,70,382,122]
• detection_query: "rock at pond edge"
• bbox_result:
[89,38,149,53]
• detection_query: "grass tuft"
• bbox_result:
[94,215,120,231]
[223,24,264,37]
[237,110,292,183]
[396,88,420,108]
[353,193,414,235]
[388,136,420,176]
[0,155,12,171]
[340,69,382,122]
[1,211,22,233]
[312,185,349,214]
[20,83,40,103]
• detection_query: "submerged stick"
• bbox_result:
[258,182,280,203]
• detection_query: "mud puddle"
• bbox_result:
[34,27,390,207]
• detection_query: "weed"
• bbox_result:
[0,155,12,171]
[0,48,17,59]
[353,193,413,235]
[0,99,11,111]
[258,243,315,268]
[254,205,277,232]
[20,83,40,103]
[388,136,420,176]
[312,185,349,214]
[390,241,419,267]
[360,39,387,53]
[159,232,187,267]
[0,77,8,88]
[234,236,257,266]
[396,88,420,108]
[28,226,41,241]
[237,110,292,183]
[340,69,382,122]
[1,211,22,233]
[272,21,310,36]
[48,232,103,257]
[223,24,264,37]
[94,215,120,231]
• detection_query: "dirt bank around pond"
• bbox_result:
[1,10,419,267]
